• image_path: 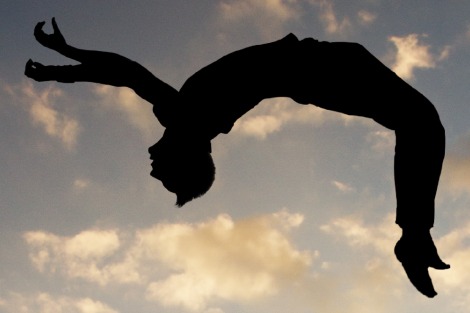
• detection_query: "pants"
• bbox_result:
[290,38,445,229]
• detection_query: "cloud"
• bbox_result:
[218,0,300,38]
[321,213,401,256]
[22,210,470,312]
[332,180,355,193]
[24,210,313,312]
[440,132,470,195]
[220,0,299,21]
[366,130,395,155]
[309,0,352,35]
[433,222,470,310]
[93,85,158,140]
[231,97,365,139]
[316,214,413,311]
[442,154,470,195]
[0,293,118,313]
[73,178,91,191]
[23,229,137,286]
[138,211,312,311]
[6,81,81,150]
[320,213,470,311]
[357,10,377,25]
[388,34,450,80]
[218,0,376,40]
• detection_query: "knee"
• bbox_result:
[417,99,445,138]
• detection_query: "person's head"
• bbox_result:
[148,129,215,207]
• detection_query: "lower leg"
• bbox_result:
[392,101,449,297]
[394,109,445,230]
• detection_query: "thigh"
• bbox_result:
[293,41,417,130]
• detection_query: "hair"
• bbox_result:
[174,151,216,207]
[150,128,215,207]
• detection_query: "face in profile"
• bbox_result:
[148,131,216,206]
[148,135,178,191]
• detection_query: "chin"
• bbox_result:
[150,162,163,179]
[162,180,178,194]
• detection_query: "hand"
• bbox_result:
[24,59,47,81]
[34,17,66,50]
[394,231,450,297]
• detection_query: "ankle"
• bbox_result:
[401,227,432,241]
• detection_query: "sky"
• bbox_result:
[1,1,470,313]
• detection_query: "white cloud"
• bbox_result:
[432,222,470,310]
[0,293,118,313]
[319,214,415,311]
[320,213,470,311]
[442,154,470,195]
[220,0,299,21]
[140,211,312,311]
[231,97,364,139]
[309,0,352,35]
[24,211,312,312]
[357,10,377,25]
[388,34,449,80]
[73,178,91,190]
[23,229,138,286]
[204,308,225,313]
[218,0,300,38]
[233,114,283,139]
[441,132,470,195]
[321,213,401,256]
[332,180,355,193]
[93,85,158,140]
[64,230,120,260]
[6,81,81,150]
[21,210,470,312]
[366,130,395,155]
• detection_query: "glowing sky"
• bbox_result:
[1,1,470,313]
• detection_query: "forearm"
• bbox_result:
[27,19,178,127]
[26,49,178,127]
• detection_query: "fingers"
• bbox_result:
[25,59,44,69]
[52,17,61,34]
[24,59,47,81]
[33,21,46,39]
[25,59,36,79]
[33,20,50,48]
[35,21,46,30]
[34,18,59,38]
[401,262,437,298]
[24,59,33,77]
[32,18,66,50]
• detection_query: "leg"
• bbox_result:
[391,95,449,297]
[393,98,445,230]
[353,61,450,296]
[301,41,444,231]
[292,40,450,296]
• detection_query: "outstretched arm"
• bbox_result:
[25,18,177,127]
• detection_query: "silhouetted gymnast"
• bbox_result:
[25,18,449,298]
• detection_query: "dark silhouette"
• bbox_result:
[25,18,450,298]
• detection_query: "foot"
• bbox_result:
[394,230,450,297]
[34,17,66,51]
